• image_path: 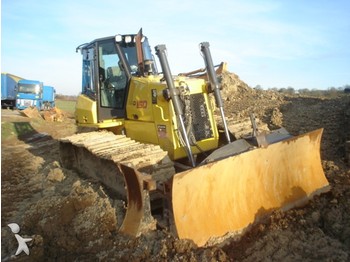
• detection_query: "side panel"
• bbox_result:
[75,94,98,125]
[126,77,157,122]
[43,86,55,102]
[1,73,19,100]
[124,120,159,145]
[2,74,20,108]
[124,77,162,146]
[75,94,124,128]
[172,129,330,246]
[125,76,220,160]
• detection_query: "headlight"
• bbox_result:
[35,85,40,94]
[124,35,132,43]
[115,34,122,42]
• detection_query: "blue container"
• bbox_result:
[1,73,22,108]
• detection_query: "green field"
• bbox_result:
[1,99,77,140]
[55,99,76,113]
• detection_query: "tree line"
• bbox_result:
[55,94,77,100]
[254,84,350,96]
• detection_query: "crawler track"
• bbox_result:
[59,131,175,235]
[60,131,175,186]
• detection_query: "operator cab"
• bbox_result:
[77,30,157,121]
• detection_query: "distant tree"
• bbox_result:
[286,87,295,95]
[329,87,338,92]
[278,87,287,93]
[56,93,77,100]
[325,87,339,98]
[310,89,324,97]
[299,88,310,95]
[254,85,262,90]
[343,84,350,93]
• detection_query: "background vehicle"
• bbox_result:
[16,79,43,110]
[1,73,22,109]
[42,85,56,110]
[60,30,329,246]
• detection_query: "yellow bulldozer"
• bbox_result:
[60,29,330,246]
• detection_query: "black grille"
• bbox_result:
[190,93,213,141]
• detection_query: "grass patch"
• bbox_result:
[1,121,37,140]
[55,99,76,113]
[1,122,16,140]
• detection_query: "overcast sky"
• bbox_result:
[2,0,349,95]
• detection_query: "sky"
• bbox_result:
[1,0,349,95]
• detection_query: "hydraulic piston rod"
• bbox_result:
[155,45,196,167]
[200,42,231,144]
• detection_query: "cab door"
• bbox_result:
[96,39,128,121]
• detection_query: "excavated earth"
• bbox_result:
[1,72,350,261]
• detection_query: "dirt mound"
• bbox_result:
[20,106,66,122]
[219,71,252,99]
[20,107,42,119]
[344,101,350,164]
[41,107,66,122]
[219,71,285,130]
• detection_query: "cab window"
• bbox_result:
[98,41,127,108]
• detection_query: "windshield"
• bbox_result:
[98,41,127,108]
[18,84,41,94]
[122,46,138,74]
[117,36,157,75]
[142,38,153,62]
[141,38,157,74]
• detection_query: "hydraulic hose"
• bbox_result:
[155,45,196,167]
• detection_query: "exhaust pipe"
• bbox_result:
[155,45,196,167]
[200,42,231,144]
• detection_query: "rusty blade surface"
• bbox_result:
[172,128,330,247]
[118,164,144,236]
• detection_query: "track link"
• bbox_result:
[60,130,175,187]
[59,131,176,235]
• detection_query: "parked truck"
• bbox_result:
[1,73,23,109]
[16,79,44,110]
[42,85,56,110]
[16,79,56,110]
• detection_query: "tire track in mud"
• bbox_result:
[1,146,44,225]
[281,96,349,161]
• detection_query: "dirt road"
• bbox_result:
[1,84,349,261]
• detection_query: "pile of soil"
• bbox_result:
[1,72,350,261]
[219,71,284,125]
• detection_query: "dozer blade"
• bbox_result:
[118,164,145,236]
[118,164,156,236]
[172,128,330,247]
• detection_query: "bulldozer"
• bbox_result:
[59,29,330,247]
